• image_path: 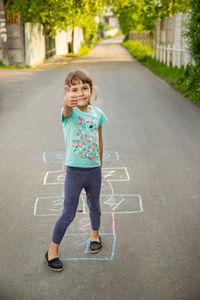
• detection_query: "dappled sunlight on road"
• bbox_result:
[73,36,134,64]
[0,69,37,84]
[0,36,133,84]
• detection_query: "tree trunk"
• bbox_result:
[71,28,74,53]
[0,0,9,65]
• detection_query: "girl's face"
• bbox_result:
[66,80,91,108]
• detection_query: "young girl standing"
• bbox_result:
[45,70,108,272]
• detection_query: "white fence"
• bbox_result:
[129,12,193,69]
[0,15,84,66]
[24,24,83,66]
[156,45,192,68]
[155,12,193,68]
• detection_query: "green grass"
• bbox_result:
[123,40,153,61]
[0,62,30,69]
[66,40,102,57]
[142,57,185,87]
[66,38,106,57]
[66,42,90,57]
[123,40,200,107]
[104,30,123,39]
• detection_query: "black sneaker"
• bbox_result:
[89,236,102,254]
[45,251,64,272]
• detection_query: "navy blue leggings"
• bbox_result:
[52,166,102,244]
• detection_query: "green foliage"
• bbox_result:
[140,0,160,30]
[81,15,98,47]
[5,0,129,52]
[5,0,128,33]
[66,41,90,57]
[0,61,30,68]
[182,0,200,103]
[97,21,112,38]
[123,40,153,61]
[177,65,200,104]
[123,40,200,106]
[114,0,191,35]
[6,0,99,34]
[114,2,144,35]
[98,22,106,38]
[185,1,200,68]
[158,0,191,18]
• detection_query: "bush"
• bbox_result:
[183,0,200,103]
[98,22,112,38]
[66,41,90,57]
[177,65,200,103]
[123,40,153,61]
[82,16,98,47]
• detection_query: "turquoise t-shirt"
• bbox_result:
[61,105,108,167]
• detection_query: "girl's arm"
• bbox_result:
[62,85,78,120]
[62,104,73,120]
[98,126,103,167]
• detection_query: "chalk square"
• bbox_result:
[34,196,63,216]
[43,167,130,185]
[103,151,119,162]
[67,213,116,235]
[60,233,116,261]
[34,195,84,217]
[83,194,143,214]
[102,167,130,181]
[43,170,64,185]
[34,200,116,233]
[43,150,119,164]
[34,194,143,216]
[43,151,65,164]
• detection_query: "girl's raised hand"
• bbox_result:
[63,85,78,108]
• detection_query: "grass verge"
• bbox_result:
[0,62,30,69]
[66,41,91,57]
[123,40,200,107]
[66,39,103,57]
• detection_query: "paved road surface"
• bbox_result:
[0,36,200,300]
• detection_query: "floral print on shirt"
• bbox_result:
[72,117,99,160]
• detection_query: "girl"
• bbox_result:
[45,70,108,272]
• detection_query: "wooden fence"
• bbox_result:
[128,12,193,69]
[128,31,155,56]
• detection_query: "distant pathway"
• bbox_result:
[0,36,200,300]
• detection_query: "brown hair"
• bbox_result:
[65,70,98,101]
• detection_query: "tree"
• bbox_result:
[114,0,191,36]
[140,0,161,31]
[81,15,98,46]
[114,0,161,35]
[0,0,9,65]
[182,0,200,102]
[5,0,128,36]
[114,1,145,35]
[158,0,191,18]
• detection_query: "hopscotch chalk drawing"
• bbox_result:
[60,213,116,261]
[34,195,84,217]
[34,149,143,262]
[43,167,130,185]
[60,233,116,261]
[43,150,119,164]
[34,194,143,217]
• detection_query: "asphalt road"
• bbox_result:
[0,36,200,300]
